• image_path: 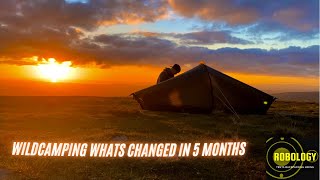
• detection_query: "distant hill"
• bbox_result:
[273,92,319,103]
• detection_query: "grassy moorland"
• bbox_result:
[0,97,318,179]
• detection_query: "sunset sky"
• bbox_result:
[0,0,319,96]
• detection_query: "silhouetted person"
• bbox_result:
[157,64,181,84]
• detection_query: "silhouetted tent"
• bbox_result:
[132,64,276,114]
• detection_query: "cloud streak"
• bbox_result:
[0,0,168,30]
[168,0,319,32]
[2,29,317,77]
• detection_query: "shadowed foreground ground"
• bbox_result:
[0,97,318,179]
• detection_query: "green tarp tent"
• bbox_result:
[132,64,276,114]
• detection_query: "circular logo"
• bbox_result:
[266,137,305,179]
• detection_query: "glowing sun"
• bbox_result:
[37,58,73,82]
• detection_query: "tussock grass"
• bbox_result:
[0,97,318,179]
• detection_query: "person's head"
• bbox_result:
[170,64,181,74]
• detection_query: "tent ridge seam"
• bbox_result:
[204,65,215,111]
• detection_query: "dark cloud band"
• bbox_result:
[0,0,318,77]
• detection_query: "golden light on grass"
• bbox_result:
[37,58,73,83]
